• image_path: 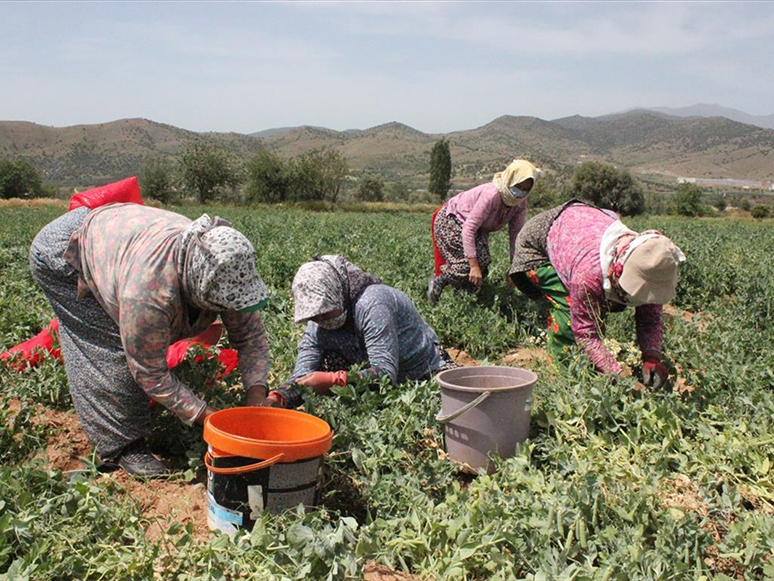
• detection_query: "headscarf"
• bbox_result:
[177,214,269,312]
[618,235,686,306]
[292,254,381,324]
[599,219,685,306]
[492,159,540,206]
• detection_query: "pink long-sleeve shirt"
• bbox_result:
[444,182,528,261]
[546,205,663,374]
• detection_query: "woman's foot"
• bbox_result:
[115,440,169,479]
[427,276,446,304]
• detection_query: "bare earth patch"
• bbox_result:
[663,304,711,331]
[445,347,479,367]
[499,347,552,370]
[364,561,422,580]
[106,471,210,542]
[9,399,430,579]
[661,473,708,517]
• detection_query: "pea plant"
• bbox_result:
[1,206,773,580]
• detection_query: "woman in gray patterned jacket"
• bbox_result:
[269,255,454,407]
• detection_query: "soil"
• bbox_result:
[663,304,711,331]
[364,561,422,580]
[445,346,553,372]
[445,347,478,367]
[499,347,552,370]
[6,399,424,579]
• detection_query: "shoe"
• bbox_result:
[427,276,445,304]
[116,440,169,479]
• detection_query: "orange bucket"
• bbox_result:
[202,407,333,532]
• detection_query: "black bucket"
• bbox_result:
[206,450,324,533]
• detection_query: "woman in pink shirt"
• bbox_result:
[509,201,685,387]
[428,159,539,304]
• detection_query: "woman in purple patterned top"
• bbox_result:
[29,203,272,477]
[509,201,685,387]
[427,159,539,304]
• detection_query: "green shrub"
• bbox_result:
[0,160,43,200]
[570,161,645,215]
[672,183,704,217]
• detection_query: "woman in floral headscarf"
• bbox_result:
[29,203,271,477]
[509,200,685,387]
[428,159,539,304]
[268,255,455,407]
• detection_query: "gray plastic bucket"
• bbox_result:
[435,366,537,473]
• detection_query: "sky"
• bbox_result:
[2,1,773,134]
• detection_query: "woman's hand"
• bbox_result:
[245,384,270,406]
[195,405,218,425]
[468,258,483,287]
[296,371,348,394]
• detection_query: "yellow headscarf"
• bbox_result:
[492,159,539,206]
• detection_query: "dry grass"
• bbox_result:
[0,197,67,208]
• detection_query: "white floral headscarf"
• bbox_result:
[291,255,381,324]
[178,214,268,312]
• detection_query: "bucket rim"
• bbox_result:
[203,407,332,463]
[435,365,538,393]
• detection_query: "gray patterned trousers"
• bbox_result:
[29,208,151,460]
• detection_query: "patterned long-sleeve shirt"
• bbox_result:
[291,284,442,385]
[444,182,528,261]
[64,204,270,425]
[546,205,663,374]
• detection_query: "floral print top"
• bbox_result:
[64,203,270,425]
[444,182,528,261]
[546,205,663,374]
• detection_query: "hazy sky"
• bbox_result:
[2,1,773,134]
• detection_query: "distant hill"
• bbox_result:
[632,104,774,131]
[0,118,261,186]
[249,125,333,139]
[2,111,774,188]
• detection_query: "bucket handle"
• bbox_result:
[204,451,284,475]
[435,391,491,424]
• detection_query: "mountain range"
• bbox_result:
[635,104,774,131]
[1,106,773,189]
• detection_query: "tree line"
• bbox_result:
[0,139,770,218]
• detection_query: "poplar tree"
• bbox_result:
[428,138,451,200]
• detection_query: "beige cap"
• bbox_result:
[619,236,684,305]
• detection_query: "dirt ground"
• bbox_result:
[7,399,423,579]
[446,346,552,371]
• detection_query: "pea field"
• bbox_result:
[1,203,774,581]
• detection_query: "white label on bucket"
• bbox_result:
[248,485,264,519]
[524,399,532,412]
[207,492,242,536]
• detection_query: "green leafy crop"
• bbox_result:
[1,206,773,580]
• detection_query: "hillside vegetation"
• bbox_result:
[1,111,774,188]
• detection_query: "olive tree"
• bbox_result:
[672,183,704,217]
[178,142,241,203]
[138,155,175,203]
[288,148,348,202]
[570,161,645,215]
[245,150,292,204]
[356,176,385,202]
[0,160,43,199]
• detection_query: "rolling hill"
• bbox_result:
[642,104,774,131]
[1,111,773,188]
